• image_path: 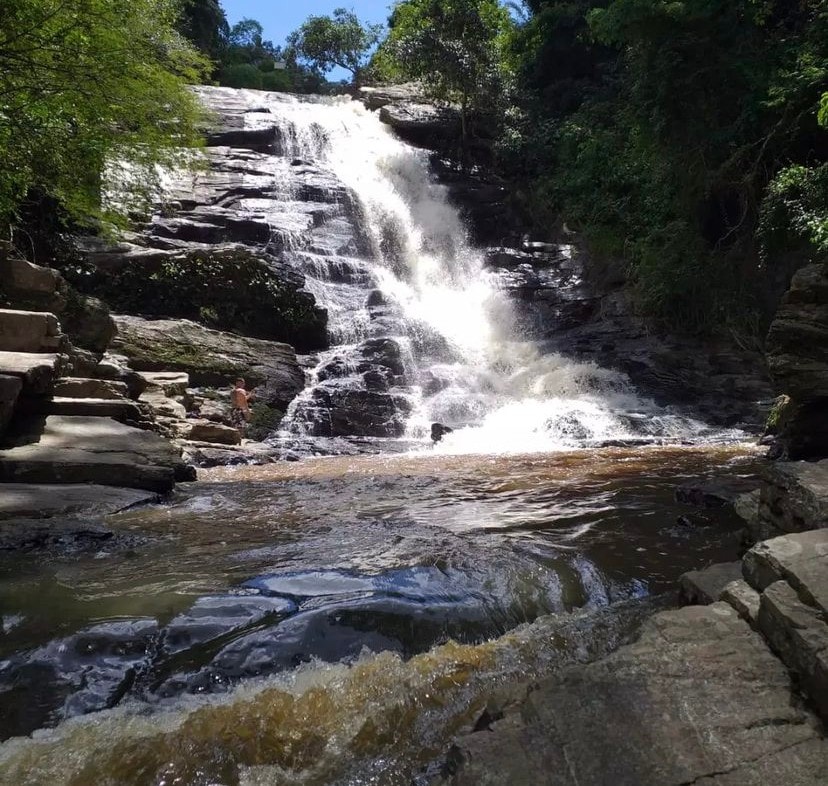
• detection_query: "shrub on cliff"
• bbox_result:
[66,249,328,351]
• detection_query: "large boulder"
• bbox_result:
[440,603,828,785]
[378,101,460,149]
[71,245,327,352]
[111,316,305,410]
[765,263,828,459]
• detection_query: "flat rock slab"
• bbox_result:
[52,378,129,400]
[0,352,59,394]
[442,603,828,786]
[0,415,191,492]
[759,580,828,721]
[679,560,743,604]
[0,483,157,521]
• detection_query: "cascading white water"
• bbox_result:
[224,90,738,453]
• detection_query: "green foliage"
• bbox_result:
[380,0,514,109]
[287,8,383,85]
[0,0,208,231]
[759,164,828,257]
[502,0,828,333]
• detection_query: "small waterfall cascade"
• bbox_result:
[195,88,736,453]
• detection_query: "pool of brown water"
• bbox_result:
[0,445,760,784]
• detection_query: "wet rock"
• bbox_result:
[0,619,158,736]
[440,603,828,786]
[0,483,157,522]
[297,386,414,438]
[679,561,742,605]
[765,263,828,459]
[675,477,761,509]
[161,594,295,655]
[177,419,241,446]
[112,316,305,411]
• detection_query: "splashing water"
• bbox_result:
[186,89,738,453]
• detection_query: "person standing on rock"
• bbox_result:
[230,378,254,434]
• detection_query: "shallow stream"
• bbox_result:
[0,444,758,784]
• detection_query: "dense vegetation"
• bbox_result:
[0,0,207,234]
[3,0,825,339]
[374,0,827,334]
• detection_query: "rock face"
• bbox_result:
[751,460,828,541]
[111,315,305,410]
[765,263,828,459]
[439,602,827,786]
[487,241,774,428]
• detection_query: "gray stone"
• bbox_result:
[753,460,828,541]
[765,262,828,459]
[179,419,241,446]
[136,371,190,397]
[758,580,828,721]
[0,483,158,520]
[52,378,129,400]
[139,389,187,420]
[441,603,828,786]
[0,351,59,394]
[0,309,62,353]
[720,579,760,628]
[743,529,828,613]
[112,316,305,410]
[679,561,743,605]
[0,415,191,492]
[0,374,22,434]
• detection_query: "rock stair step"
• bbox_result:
[0,351,59,394]
[743,529,828,614]
[0,415,193,492]
[0,309,63,353]
[52,378,130,400]
[19,397,150,422]
[758,579,828,721]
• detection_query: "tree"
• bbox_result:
[177,0,229,62]
[287,8,383,86]
[380,0,514,160]
[0,0,207,232]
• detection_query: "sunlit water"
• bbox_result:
[0,446,760,784]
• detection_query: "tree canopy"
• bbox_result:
[0,0,207,232]
[287,8,383,86]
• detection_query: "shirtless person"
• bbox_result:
[230,378,254,433]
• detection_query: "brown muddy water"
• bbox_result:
[0,445,760,785]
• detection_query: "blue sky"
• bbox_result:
[223,1,394,48]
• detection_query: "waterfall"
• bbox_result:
[194,88,738,453]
